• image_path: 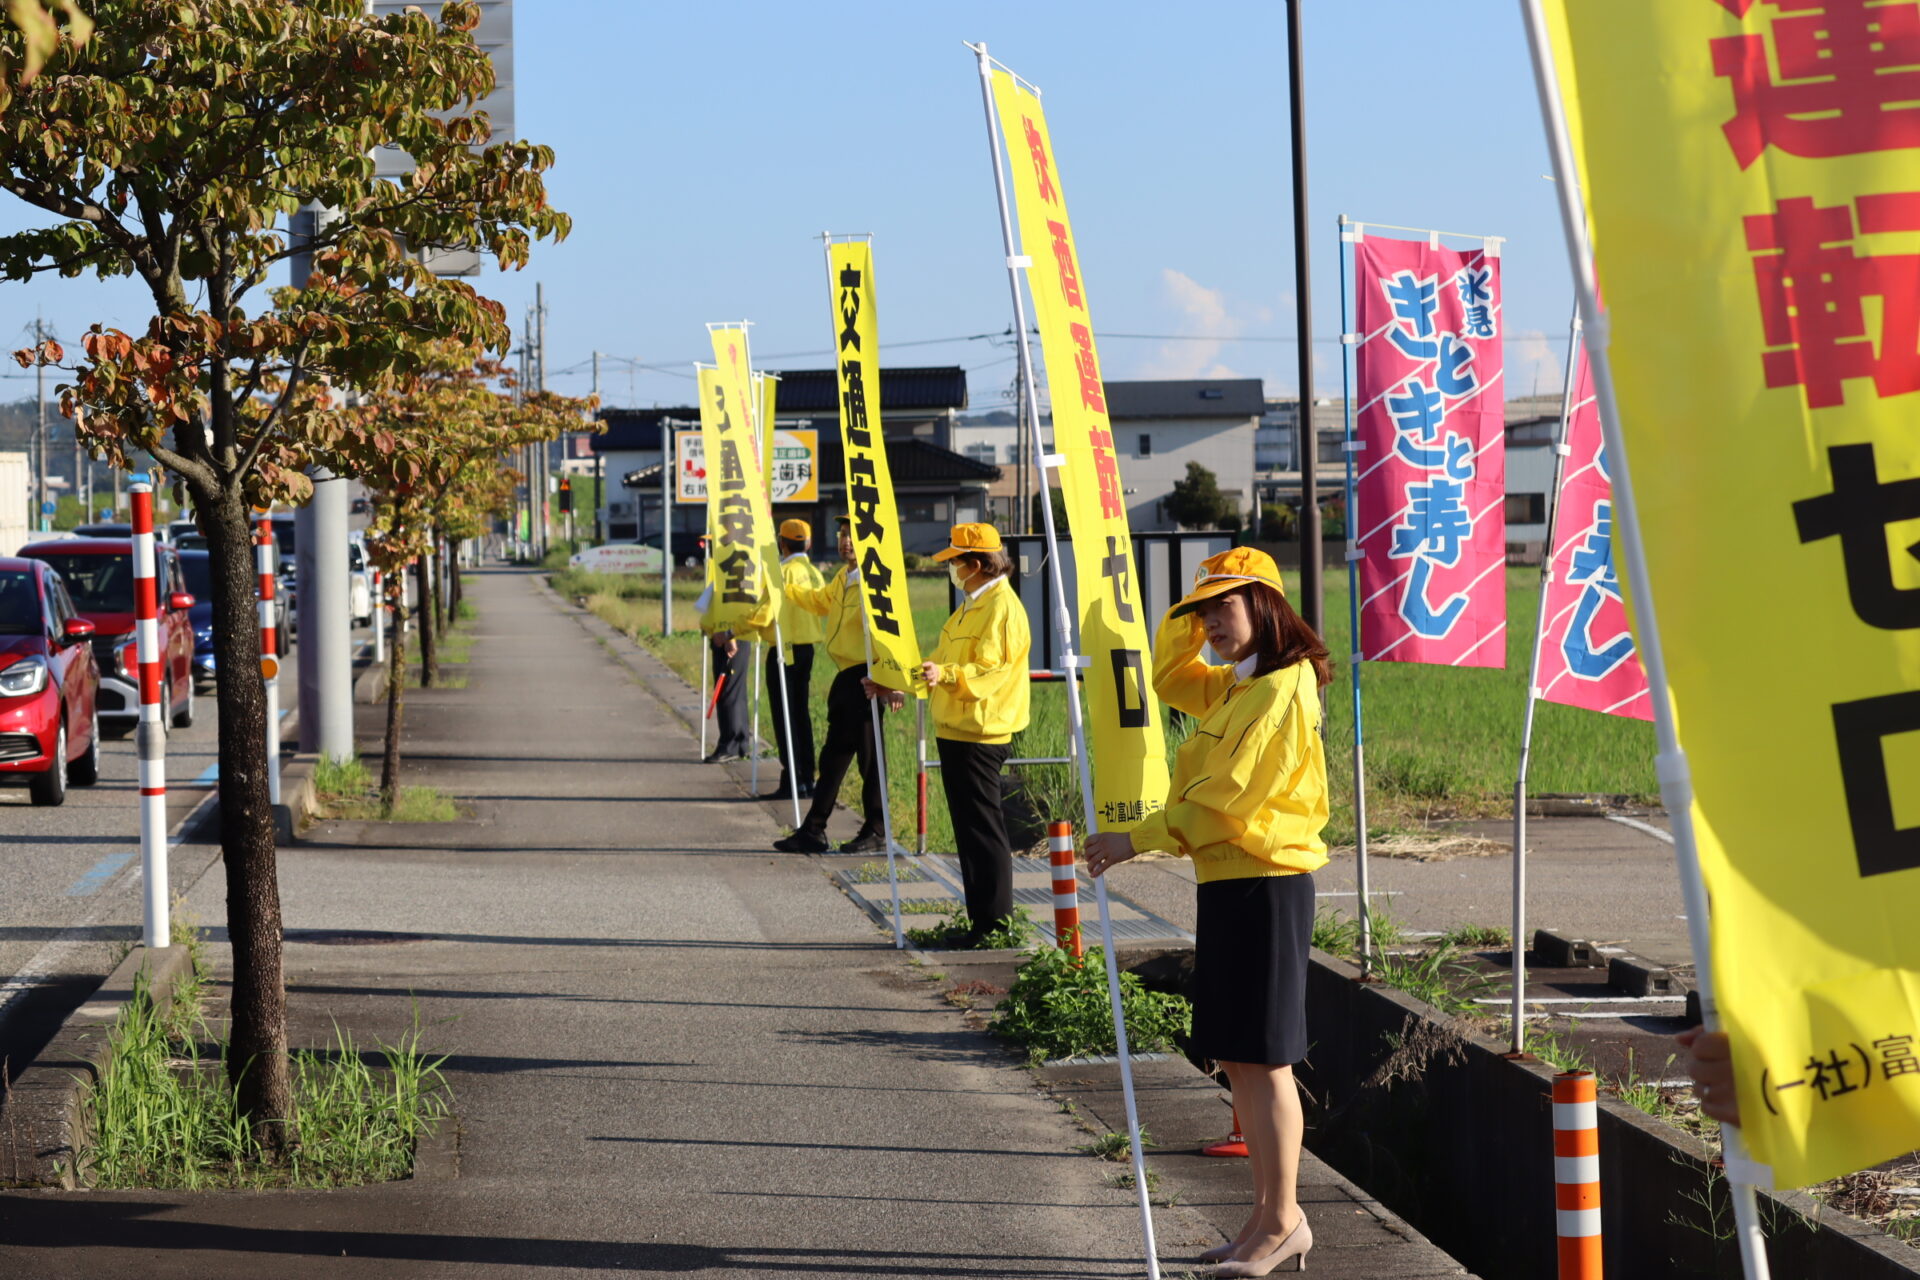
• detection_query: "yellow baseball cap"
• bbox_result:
[779,518,812,541]
[931,522,1004,562]
[1169,547,1287,618]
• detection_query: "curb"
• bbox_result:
[2,943,196,1188]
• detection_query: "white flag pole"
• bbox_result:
[1336,215,1375,976]
[744,352,803,828]
[1519,6,1773,1277]
[699,536,711,760]
[968,40,1160,1279]
[1510,303,1583,1054]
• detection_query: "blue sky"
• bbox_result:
[0,1,1579,411]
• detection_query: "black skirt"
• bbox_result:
[1191,873,1315,1066]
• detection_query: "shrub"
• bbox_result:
[991,945,1192,1063]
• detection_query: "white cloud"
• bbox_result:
[1135,269,1246,380]
[1506,328,1567,401]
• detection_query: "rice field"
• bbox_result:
[552,564,1659,850]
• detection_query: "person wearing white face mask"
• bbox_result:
[917,523,1030,947]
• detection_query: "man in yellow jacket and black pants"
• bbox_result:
[752,519,825,801]
[921,523,1030,947]
[773,516,888,854]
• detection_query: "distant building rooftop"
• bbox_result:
[1105,378,1266,419]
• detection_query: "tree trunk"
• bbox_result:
[435,535,449,633]
[448,543,463,619]
[381,590,406,806]
[416,554,437,688]
[204,485,296,1155]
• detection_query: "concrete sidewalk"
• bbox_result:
[0,567,1469,1278]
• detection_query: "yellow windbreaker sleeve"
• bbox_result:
[1151,607,1236,718]
[785,567,842,617]
[1128,662,1328,879]
[933,592,1016,702]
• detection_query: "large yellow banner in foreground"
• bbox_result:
[1549,2,1920,1187]
[990,69,1167,833]
[827,241,924,694]
[696,358,781,634]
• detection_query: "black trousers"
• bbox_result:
[936,738,1013,934]
[710,639,750,754]
[799,664,883,837]
[764,642,816,787]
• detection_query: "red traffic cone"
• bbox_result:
[1202,1107,1248,1158]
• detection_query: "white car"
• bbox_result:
[347,534,373,626]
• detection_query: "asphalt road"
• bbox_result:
[0,633,330,1083]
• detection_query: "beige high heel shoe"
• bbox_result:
[1212,1216,1312,1276]
[1200,1239,1244,1264]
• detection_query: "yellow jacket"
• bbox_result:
[926,577,1030,744]
[786,563,866,671]
[1127,608,1329,882]
[733,559,822,662]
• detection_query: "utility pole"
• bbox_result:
[1286,0,1323,633]
[591,350,602,545]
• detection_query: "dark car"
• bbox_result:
[177,548,288,686]
[0,557,101,805]
[18,538,198,732]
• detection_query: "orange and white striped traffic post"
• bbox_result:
[1202,1108,1249,1158]
[1047,821,1084,959]
[1552,1070,1603,1279]
[256,510,281,805]
[130,480,169,947]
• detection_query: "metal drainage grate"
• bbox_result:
[283,929,430,946]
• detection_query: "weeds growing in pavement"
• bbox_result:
[453,598,477,622]
[1310,905,1404,959]
[82,974,451,1190]
[850,860,927,884]
[1369,944,1493,1016]
[1080,1126,1153,1162]
[1435,923,1511,949]
[314,753,371,801]
[991,944,1192,1064]
[904,907,1037,950]
[899,899,954,914]
[1525,1024,1597,1075]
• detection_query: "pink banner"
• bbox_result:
[1533,351,1652,721]
[1354,236,1507,666]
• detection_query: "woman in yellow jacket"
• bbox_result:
[919,523,1030,947]
[1086,547,1329,1277]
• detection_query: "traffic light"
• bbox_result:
[558,476,572,513]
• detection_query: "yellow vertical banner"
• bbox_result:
[989,70,1167,832]
[1547,3,1920,1187]
[696,360,781,633]
[827,241,924,694]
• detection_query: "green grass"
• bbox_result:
[1080,1126,1154,1162]
[81,974,451,1189]
[556,564,1661,851]
[1435,923,1513,950]
[314,755,459,823]
[991,944,1193,1064]
[1369,944,1494,1016]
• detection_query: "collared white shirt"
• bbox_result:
[1234,653,1260,682]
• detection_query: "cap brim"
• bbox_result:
[1169,576,1284,618]
[931,546,966,562]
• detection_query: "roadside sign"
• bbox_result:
[768,428,818,502]
[41,500,54,515]
[677,428,817,504]
[260,655,280,680]
[675,430,706,504]
[570,543,664,574]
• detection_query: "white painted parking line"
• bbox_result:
[66,851,135,897]
[1606,813,1674,845]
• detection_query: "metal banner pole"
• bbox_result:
[700,538,712,760]
[739,333,801,828]
[129,480,169,948]
[968,40,1159,1278]
[751,639,762,794]
[916,698,929,858]
[1337,215,1375,977]
[1511,304,1583,1054]
[863,619,907,948]
[662,422,674,637]
[1520,5,1772,1276]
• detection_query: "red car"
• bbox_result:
[19,537,198,733]
[0,557,102,805]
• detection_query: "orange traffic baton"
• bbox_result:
[706,673,727,720]
[1553,1070,1603,1279]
